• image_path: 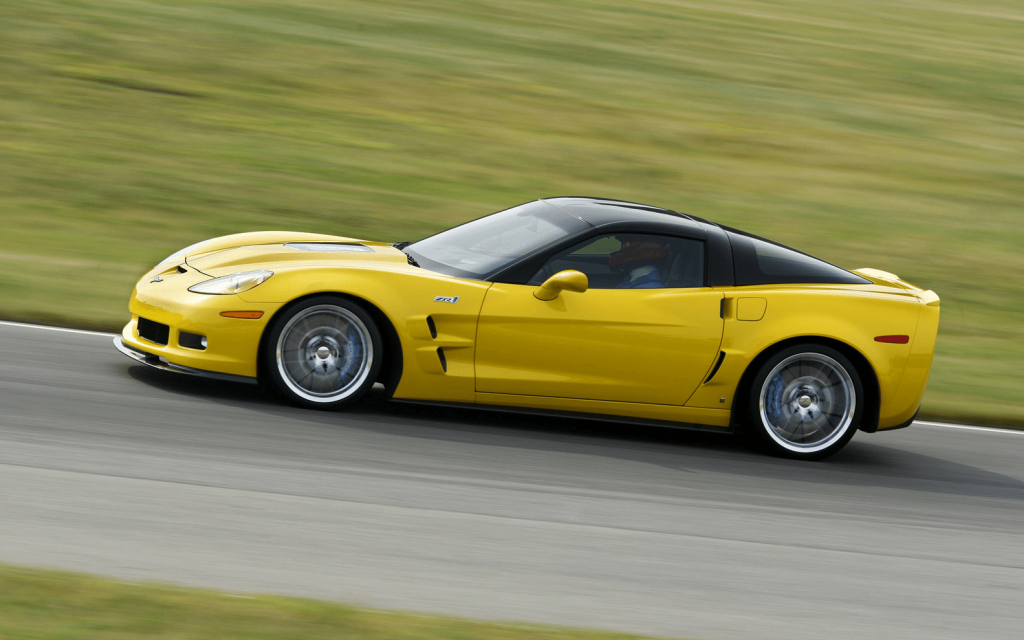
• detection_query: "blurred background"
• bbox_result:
[0,0,1021,424]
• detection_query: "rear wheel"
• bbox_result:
[747,345,863,460]
[264,296,382,410]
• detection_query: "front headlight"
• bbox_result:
[188,270,274,295]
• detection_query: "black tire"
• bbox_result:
[747,344,863,460]
[263,296,383,410]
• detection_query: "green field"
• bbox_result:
[0,563,664,640]
[1,0,1021,424]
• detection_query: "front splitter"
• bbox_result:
[113,336,258,385]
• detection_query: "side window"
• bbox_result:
[729,233,870,286]
[528,234,705,289]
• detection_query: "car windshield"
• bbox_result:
[405,200,590,279]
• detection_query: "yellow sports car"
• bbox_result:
[115,197,939,460]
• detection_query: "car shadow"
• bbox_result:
[125,364,272,405]
[123,364,1024,501]
[123,363,744,453]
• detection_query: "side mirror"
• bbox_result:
[534,270,589,301]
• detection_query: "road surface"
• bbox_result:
[0,321,1021,640]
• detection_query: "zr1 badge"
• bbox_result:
[433,296,459,303]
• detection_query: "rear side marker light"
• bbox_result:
[875,335,909,344]
[220,311,264,319]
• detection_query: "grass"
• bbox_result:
[0,563,667,640]
[0,0,1021,424]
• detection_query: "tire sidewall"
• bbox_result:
[263,295,383,410]
[747,344,863,460]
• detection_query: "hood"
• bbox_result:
[180,232,361,264]
[182,232,406,275]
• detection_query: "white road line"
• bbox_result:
[0,320,116,338]
[913,420,1022,435]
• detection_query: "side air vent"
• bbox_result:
[137,317,169,346]
[436,347,447,372]
[703,351,726,384]
[426,316,437,339]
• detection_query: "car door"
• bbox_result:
[474,233,724,406]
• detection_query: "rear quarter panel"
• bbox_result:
[686,285,927,428]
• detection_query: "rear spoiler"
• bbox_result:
[854,268,938,306]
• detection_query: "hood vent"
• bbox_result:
[284,242,373,253]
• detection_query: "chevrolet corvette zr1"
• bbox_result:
[115,197,939,459]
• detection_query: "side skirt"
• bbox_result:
[389,398,733,433]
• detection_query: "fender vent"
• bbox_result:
[703,351,726,384]
[436,347,447,372]
[426,316,437,339]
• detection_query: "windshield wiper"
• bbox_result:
[392,242,420,267]
[391,241,420,267]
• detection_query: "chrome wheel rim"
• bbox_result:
[759,353,855,453]
[275,305,373,403]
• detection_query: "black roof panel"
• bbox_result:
[541,197,705,234]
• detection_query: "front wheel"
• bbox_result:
[264,296,383,410]
[747,345,863,460]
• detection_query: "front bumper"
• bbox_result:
[114,336,257,385]
[119,268,280,380]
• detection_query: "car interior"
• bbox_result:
[527,234,705,289]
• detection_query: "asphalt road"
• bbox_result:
[1,321,1022,640]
